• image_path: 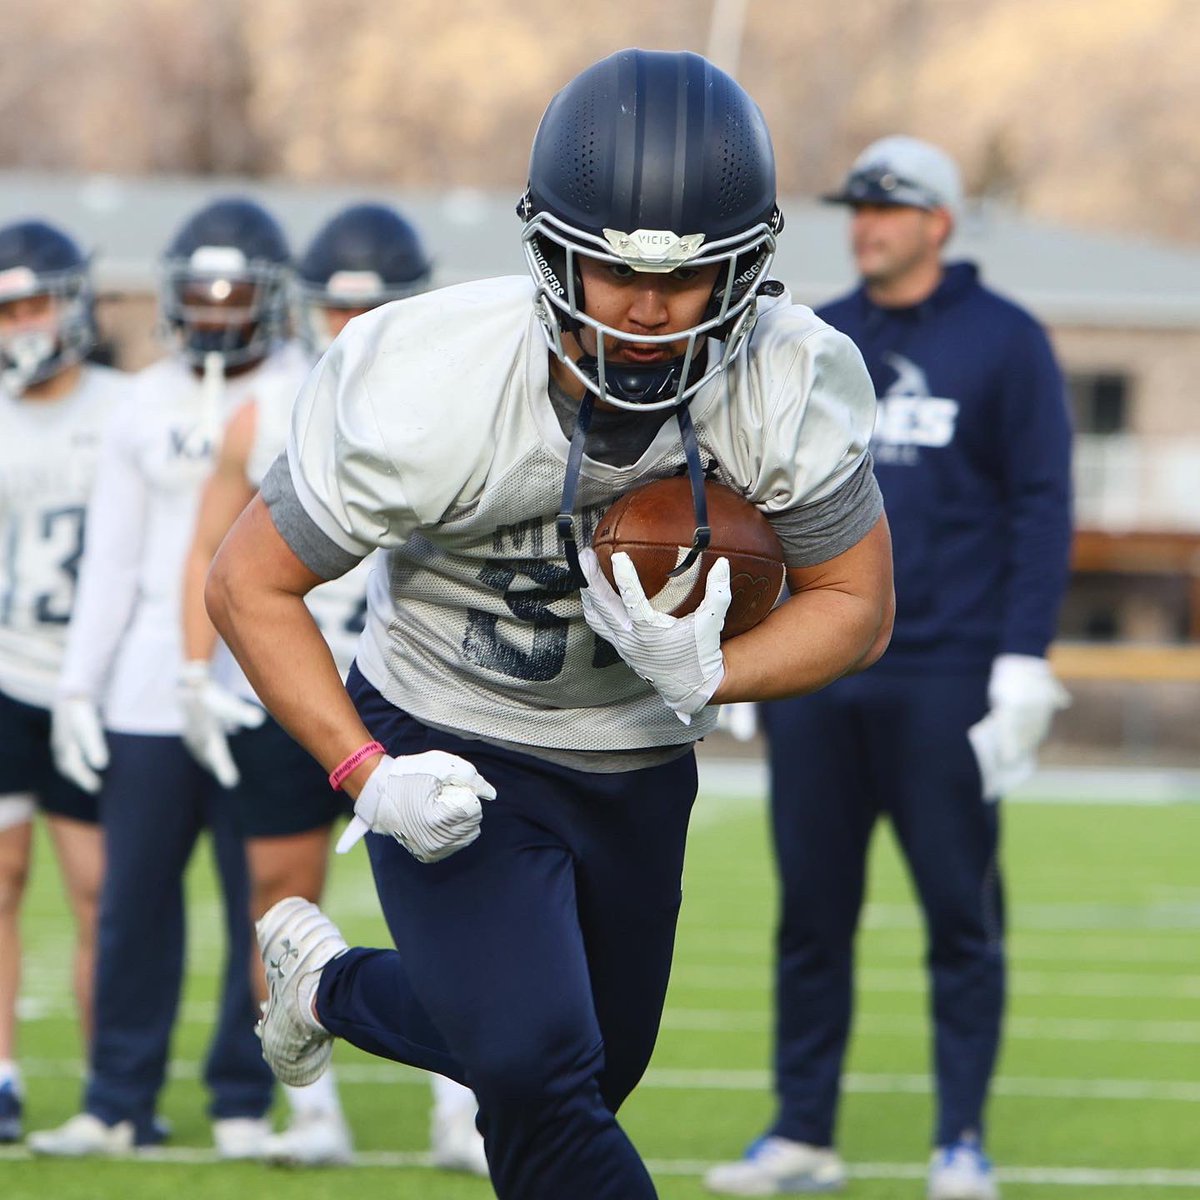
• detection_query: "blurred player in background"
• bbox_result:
[0,221,126,1142]
[27,198,303,1159]
[180,200,483,1172]
[204,49,893,1200]
[707,137,1073,1200]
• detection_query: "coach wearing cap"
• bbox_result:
[706,138,1074,1200]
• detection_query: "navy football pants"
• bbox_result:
[763,669,1004,1149]
[317,673,696,1199]
[85,734,272,1136]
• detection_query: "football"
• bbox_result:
[591,476,786,639]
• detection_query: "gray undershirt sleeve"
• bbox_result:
[261,453,366,580]
[768,454,884,569]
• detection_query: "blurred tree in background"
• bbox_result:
[0,0,1196,242]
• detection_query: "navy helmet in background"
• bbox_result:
[0,220,95,394]
[159,197,292,369]
[296,202,432,352]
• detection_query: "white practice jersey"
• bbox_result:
[246,361,373,679]
[276,277,878,754]
[0,365,127,708]
[59,342,311,734]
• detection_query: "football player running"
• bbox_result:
[0,221,126,1142]
[28,199,304,1159]
[180,201,482,1171]
[206,50,894,1199]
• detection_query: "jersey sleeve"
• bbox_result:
[768,454,883,568]
[279,327,417,563]
[57,398,148,699]
[752,322,882,565]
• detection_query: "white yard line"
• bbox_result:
[696,759,1200,805]
[660,1009,1200,1045]
[679,927,1200,966]
[669,963,1200,998]
[14,1058,1200,1102]
[0,1144,1197,1187]
[19,1000,1200,1045]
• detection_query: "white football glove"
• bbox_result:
[51,696,109,794]
[335,750,497,862]
[967,654,1070,801]
[178,661,267,789]
[716,702,759,742]
[579,548,728,725]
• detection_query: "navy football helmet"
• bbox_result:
[0,220,95,395]
[518,48,783,412]
[296,203,432,351]
[159,197,291,369]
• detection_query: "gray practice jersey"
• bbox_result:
[267,276,881,758]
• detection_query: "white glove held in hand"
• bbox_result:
[336,750,497,862]
[178,660,266,789]
[579,548,728,725]
[968,654,1070,801]
[51,696,109,794]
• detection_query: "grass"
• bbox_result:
[4,767,1199,1199]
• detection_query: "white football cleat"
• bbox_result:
[27,1112,135,1157]
[704,1136,847,1195]
[212,1116,272,1160]
[255,897,347,1086]
[263,1109,355,1167]
[430,1103,488,1177]
[928,1140,1000,1200]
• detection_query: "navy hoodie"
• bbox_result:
[818,262,1073,671]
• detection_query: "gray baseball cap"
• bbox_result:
[822,135,963,219]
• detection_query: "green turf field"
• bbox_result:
[3,771,1198,1199]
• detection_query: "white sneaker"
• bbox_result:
[928,1141,1000,1200]
[705,1136,847,1195]
[255,897,347,1086]
[27,1112,135,1157]
[263,1109,354,1167]
[430,1104,488,1176]
[213,1116,272,1160]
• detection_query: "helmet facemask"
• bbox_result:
[0,265,94,395]
[295,270,428,354]
[159,246,289,370]
[521,207,781,412]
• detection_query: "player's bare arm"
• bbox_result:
[205,494,380,797]
[713,510,894,704]
[181,400,259,664]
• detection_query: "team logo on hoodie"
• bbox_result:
[871,353,958,463]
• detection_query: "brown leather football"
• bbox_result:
[591,476,786,640]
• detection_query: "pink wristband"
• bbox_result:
[329,741,386,791]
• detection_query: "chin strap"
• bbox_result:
[670,403,711,578]
[557,389,711,590]
[557,388,596,588]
